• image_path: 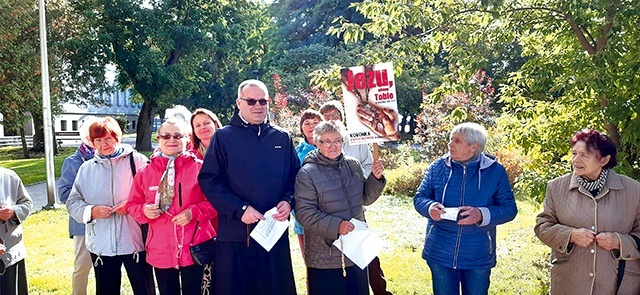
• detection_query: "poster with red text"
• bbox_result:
[341,62,400,145]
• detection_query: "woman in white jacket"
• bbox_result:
[66,116,155,295]
[0,167,33,295]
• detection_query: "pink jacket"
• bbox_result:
[187,146,218,232]
[127,152,217,269]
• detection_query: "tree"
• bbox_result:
[64,0,266,150]
[330,0,640,186]
[414,69,496,160]
[0,0,68,156]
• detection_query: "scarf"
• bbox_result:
[155,155,176,212]
[97,146,123,159]
[577,169,608,195]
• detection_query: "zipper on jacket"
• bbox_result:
[109,158,118,255]
[338,163,356,219]
[178,183,183,207]
[453,164,467,269]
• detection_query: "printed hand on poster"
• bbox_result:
[340,62,400,144]
[356,102,400,140]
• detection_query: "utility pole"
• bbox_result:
[39,0,58,209]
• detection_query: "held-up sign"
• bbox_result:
[340,62,400,145]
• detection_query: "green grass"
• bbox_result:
[24,197,551,294]
[0,147,74,185]
[287,196,550,294]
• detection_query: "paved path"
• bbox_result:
[25,180,58,212]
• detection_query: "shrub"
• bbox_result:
[383,161,429,197]
[493,148,529,186]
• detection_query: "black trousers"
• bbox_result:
[214,237,296,295]
[90,252,155,295]
[0,259,28,295]
[154,264,204,295]
[307,266,369,295]
[368,256,393,295]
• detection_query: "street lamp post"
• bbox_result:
[39,0,58,209]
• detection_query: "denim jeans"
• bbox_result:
[427,260,491,295]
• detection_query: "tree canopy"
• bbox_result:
[64,0,268,150]
[329,0,640,198]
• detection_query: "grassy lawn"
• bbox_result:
[0,147,74,185]
[23,196,551,294]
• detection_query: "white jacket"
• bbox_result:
[0,167,33,269]
[66,144,148,257]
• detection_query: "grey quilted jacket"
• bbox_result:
[294,149,385,269]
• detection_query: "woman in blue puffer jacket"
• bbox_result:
[414,122,517,295]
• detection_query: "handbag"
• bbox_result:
[189,221,216,266]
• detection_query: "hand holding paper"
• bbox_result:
[440,207,461,221]
[249,207,289,252]
[332,218,383,270]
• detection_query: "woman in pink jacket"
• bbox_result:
[127,118,217,295]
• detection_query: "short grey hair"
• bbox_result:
[450,122,488,154]
[158,117,192,135]
[237,79,269,99]
[313,120,346,142]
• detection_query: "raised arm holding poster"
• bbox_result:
[340,61,400,145]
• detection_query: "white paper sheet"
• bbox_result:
[250,207,289,252]
[332,218,383,270]
[440,207,461,221]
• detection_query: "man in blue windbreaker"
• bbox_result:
[414,122,517,295]
[198,79,299,295]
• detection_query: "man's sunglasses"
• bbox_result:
[158,133,185,140]
[239,97,268,106]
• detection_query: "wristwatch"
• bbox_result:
[241,205,248,211]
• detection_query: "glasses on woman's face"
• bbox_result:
[239,97,268,106]
[322,111,341,120]
[158,132,185,140]
[319,139,344,148]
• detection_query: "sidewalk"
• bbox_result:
[25,180,57,212]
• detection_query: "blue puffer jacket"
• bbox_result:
[58,143,95,237]
[414,153,517,269]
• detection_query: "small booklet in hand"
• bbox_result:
[440,207,461,221]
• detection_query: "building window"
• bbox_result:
[72,120,79,131]
[132,120,137,129]
[60,120,67,131]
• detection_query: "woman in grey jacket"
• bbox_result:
[66,117,154,295]
[295,120,386,295]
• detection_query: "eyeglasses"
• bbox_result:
[239,97,268,106]
[319,139,344,147]
[322,112,341,120]
[158,133,185,140]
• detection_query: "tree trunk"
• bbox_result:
[135,100,158,151]
[408,115,416,135]
[19,126,29,159]
[31,114,45,152]
[399,113,407,135]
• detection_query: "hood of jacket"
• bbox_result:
[302,149,346,168]
[91,143,136,163]
[228,110,272,137]
[74,142,95,161]
[443,152,497,191]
